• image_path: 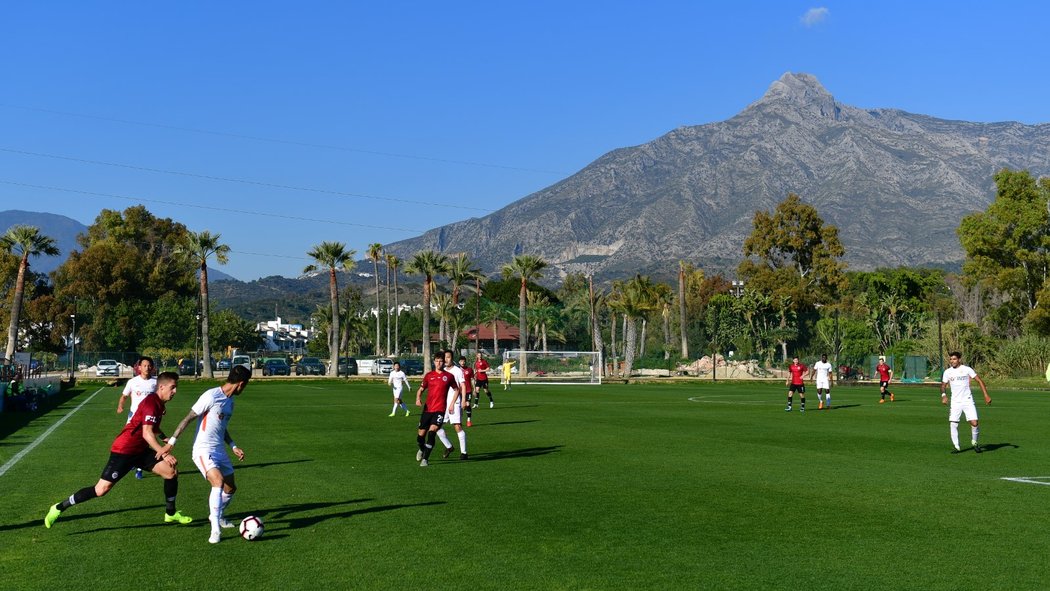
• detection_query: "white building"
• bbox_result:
[255,317,313,354]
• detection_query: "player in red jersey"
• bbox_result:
[414,353,458,467]
[785,356,808,412]
[460,356,476,427]
[473,352,495,408]
[44,372,192,528]
[876,356,894,403]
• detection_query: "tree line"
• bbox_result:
[4,168,1050,378]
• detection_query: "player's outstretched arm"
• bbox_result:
[224,431,245,461]
[160,410,199,455]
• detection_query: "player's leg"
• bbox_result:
[966,403,981,452]
[879,383,886,403]
[799,386,806,412]
[437,427,455,457]
[465,398,473,427]
[453,423,467,459]
[45,453,131,528]
[422,424,441,464]
[785,387,793,411]
[390,393,399,416]
[150,457,192,524]
[825,387,831,408]
[949,405,963,452]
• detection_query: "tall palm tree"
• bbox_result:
[479,298,507,356]
[367,243,383,356]
[655,283,674,360]
[304,241,356,376]
[1,225,59,360]
[446,253,481,354]
[405,250,449,372]
[678,261,689,359]
[386,254,401,355]
[502,254,547,373]
[175,230,230,378]
[384,253,392,355]
[608,275,660,378]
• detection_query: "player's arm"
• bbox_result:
[143,423,177,465]
[224,430,245,461]
[159,409,199,455]
[415,380,425,407]
[940,380,948,405]
[973,374,992,405]
[117,386,130,414]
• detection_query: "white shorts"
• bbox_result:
[816,378,830,390]
[392,387,404,399]
[443,393,462,425]
[949,400,978,423]
[192,449,235,477]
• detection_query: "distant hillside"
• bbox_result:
[0,210,85,275]
[0,210,238,282]
[384,72,1050,280]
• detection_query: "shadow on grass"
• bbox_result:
[0,387,91,440]
[977,443,1019,453]
[474,420,539,427]
[259,499,446,530]
[464,445,563,462]
[1,504,155,533]
[825,404,861,410]
[237,459,314,470]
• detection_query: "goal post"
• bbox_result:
[501,350,602,385]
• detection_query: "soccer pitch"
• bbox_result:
[2,379,1049,590]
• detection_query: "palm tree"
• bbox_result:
[384,253,392,355]
[387,254,401,355]
[367,243,383,356]
[175,230,230,378]
[655,283,674,360]
[304,241,356,376]
[678,261,689,359]
[405,250,449,372]
[446,253,482,354]
[2,226,59,360]
[479,298,508,356]
[608,275,660,378]
[502,254,547,373]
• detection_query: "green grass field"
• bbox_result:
[2,379,1050,590]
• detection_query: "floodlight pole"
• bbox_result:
[69,313,76,380]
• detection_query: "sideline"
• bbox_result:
[687,395,770,405]
[0,386,106,477]
[1001,477,1050,487]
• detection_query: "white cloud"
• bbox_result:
[801,7,829,27]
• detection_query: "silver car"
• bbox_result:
[96,359,120,377]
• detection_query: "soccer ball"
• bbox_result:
[239,516,264,541]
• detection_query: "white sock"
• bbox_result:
[825,393,831,405]
[220,491,234,512]
[209,487,223,531]
[457,430,467,454]
[971,425,979,444]
[950,422,960,449]
[391,403,398,413]
[436,429,453,449]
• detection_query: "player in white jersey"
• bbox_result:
[435,350,468,460]
[162,365,251,544]
[387,362,411,417]
[118,356,156,478]
[940,351,991,454]
[809,354,834,410]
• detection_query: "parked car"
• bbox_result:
[216,358,231,371]
[400,359,424,375]
[96,359,120,377]
[334,357,358,376]
[232,355,252,371]
[373,358,394,376]
[262,359,291,376]
[296,357,325,375]
[177,358,196,376]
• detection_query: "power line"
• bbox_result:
[0,103,571,176]
[0,147,495,212]
[0,180,427,234]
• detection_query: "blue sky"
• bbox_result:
[2,1,1048,280]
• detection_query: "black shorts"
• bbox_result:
[100,451,160,483]
[475,378,489,389]
[880,381,890,389]
[417,411,445,431]
[789,383,806,394]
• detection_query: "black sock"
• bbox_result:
[487,393,494,402]
[164,477,178,515]
[787,397,793,406]
[423,431,437,459]
[800,398,806,409]
[59,486,98,511]
[417,433,425,450]
[466,405,472,420]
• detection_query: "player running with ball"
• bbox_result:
[163,365,251,544]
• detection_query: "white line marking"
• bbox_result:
[0,387,106,477]
[1001,477,1050,486]
[293,385,325,390]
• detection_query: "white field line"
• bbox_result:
[293,385,326,390]
[1001,477,1050,486]
[0,387,106,477]
[687,395,770,405]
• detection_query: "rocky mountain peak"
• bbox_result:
[750,72,844,120]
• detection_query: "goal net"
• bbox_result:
[500,350,602,385]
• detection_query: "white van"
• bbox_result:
[232,355,252,371]
[372,358,394,376]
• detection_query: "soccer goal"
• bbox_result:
[500,350,603,385]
